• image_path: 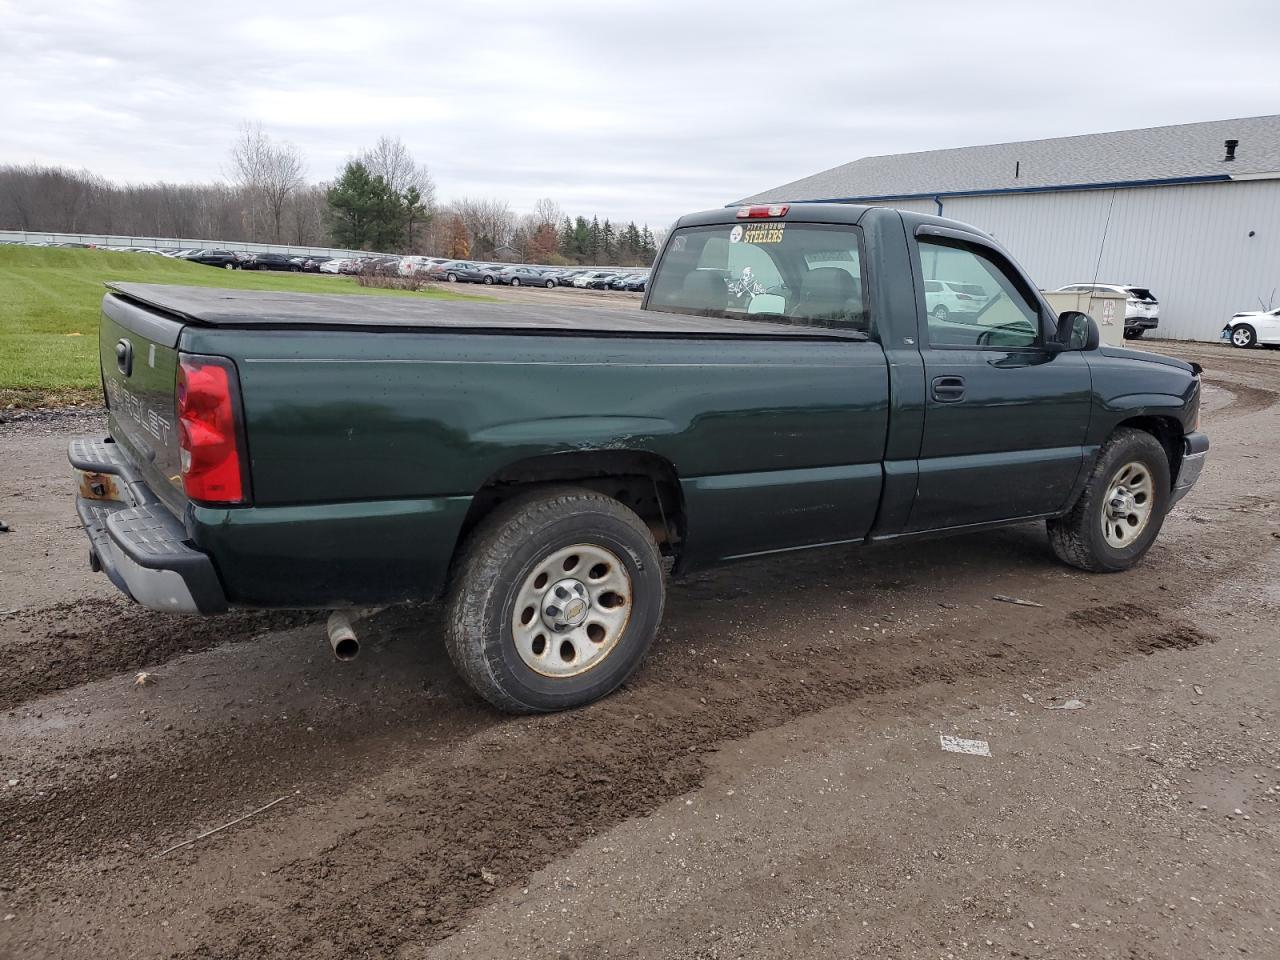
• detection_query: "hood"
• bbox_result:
[1096,345,1194,373]
[1231,310,1279,319]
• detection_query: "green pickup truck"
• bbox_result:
[70,203,1208,712]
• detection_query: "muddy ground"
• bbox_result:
[1,339,1278,960]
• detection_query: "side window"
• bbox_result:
[918,239,1040,348]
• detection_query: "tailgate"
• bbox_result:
[99,292,187,514]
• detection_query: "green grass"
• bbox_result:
[0,247,481,402]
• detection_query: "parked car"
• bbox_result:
[245,252,302,272]
[495,266,556,288]
[1052,283,1160,339]
[70,203,1207,714]
[299,257,332,273]
[1221,306,1280,348]
[435,261,501,284]
[608,274,634,290]
[183,250,246,270]
[555,270,588,287]
[623,275,648,293]
[399,256,448,277]
[572,271,616,289]
[318,258,347,274]
[923,279,991,321]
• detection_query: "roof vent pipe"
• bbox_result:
[1224,139,1238,162]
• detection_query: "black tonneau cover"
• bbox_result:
[104,282,864,340]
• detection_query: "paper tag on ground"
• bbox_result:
[939,735,991,757]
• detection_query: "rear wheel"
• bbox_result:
[931,304,949,322]
[445,487,664,713]
[1124,327,1145,340]
[545,279,555,288]
[511,277,521,286]
[1231,324,1257,348]
[223,262,235,270]
[483,275,495,284]
[1047,428,1171,572]
[447,272,458,282]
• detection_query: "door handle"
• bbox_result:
[931,375,965,402]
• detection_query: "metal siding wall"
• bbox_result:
[930,182,1280,341]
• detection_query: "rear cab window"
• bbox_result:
[647,221,871,337]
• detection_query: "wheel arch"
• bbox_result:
[1111,415,1184,488]
[455,449,686,565]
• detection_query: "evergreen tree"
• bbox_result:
[326,161,384,249]
[557,216,575,259]
[588,216,602,260]
[571,216,591,263]
[602,219,617,262]
[640,225,657,263]
[326,160,407,250]
[401,185,430,252]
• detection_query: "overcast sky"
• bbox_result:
[1,0,1276,226]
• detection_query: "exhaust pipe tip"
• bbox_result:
[326,612,360,661]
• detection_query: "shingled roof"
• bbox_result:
[736,115,1280,205]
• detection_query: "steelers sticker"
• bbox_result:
[742,222,785,245]
[729,225,744,243]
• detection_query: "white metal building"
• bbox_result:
[736,116,1280,341]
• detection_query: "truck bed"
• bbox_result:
[105,282,865,340]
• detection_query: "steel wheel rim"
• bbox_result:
[511,543,632,678]
[1101,460,1155,548]
[1233,328,1251,346]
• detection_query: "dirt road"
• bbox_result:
[1,341,1277,960]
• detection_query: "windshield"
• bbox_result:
[647,222,870,336]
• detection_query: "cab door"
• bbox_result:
[905,227,1091,532]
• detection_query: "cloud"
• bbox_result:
[0,0,1276,225]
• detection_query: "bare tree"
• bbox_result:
[453,196,515,256]
[229,121,305,242]
[359,135,436,208]
[531,197,562,228]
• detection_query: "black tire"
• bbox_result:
[1231,324,1257,349]
[511,277,521,286]
[1046,427,1172,573]
[446,273,458,282]
[483,275,494,284]
[445,487,665,713]
[931,304,949,322]
[1124,327,1144,340]
[545,279,555,288]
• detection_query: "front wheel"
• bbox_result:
[1047,427,1171,572]
[511,277,520,286]
[224,262,235,270]
[483,275,494,284]
[446,273,458,282]
[445,487,665,713]
[545,279,555,288]
[1231,324,1257,348]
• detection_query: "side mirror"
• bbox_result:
[1056,310,1100,351]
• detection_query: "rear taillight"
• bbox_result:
[176,354,247,505]
[736,204,789,218]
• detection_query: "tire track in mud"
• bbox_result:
[0,599,1215,959]
[0,598,323,711]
